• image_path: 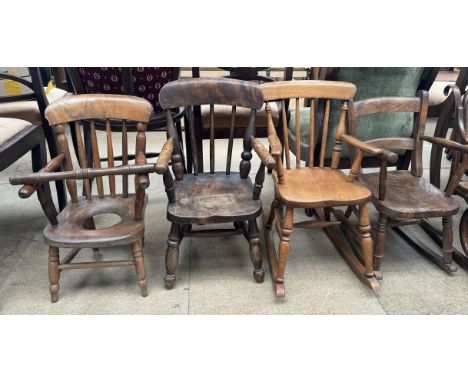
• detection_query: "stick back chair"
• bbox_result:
[156,78,275,289]
[354,90,460,280]
[10,94,155,302]
[428,84,468,268]
[261,80,397,297]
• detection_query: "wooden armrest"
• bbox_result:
[10,163,156,186]
[341,134,398,163]
[420,135,468,154]
[155,138,174,174]
[251,137,276,170]
[15,153,66,198]
[268,134,282,156]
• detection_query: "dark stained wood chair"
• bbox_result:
[156,78,275,289]
[428,84,468,268]
[9,94,155,302]
[0,68,68,209]
[0,117,57,224]
[353,91,460,280]
[261,80,397,297]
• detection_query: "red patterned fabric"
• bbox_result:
[78,67,173,114]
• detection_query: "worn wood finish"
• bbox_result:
[158,78,268,289]
[352,91,460,278]
[428,85,468,261]
[260,81,382,297]
[10,94,154,302]
[45,94,153,125]
[159,78,264,109]
[261,80,356,101]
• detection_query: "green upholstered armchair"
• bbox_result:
[287,67,439,168]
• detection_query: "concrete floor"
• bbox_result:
[0,118,467,314]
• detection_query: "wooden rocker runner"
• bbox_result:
[426,84,468,269]
[260,80,396,297]
[10,94,155,302]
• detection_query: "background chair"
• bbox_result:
[261,80,397,297]
[354,91,460,279]
[428,84,468,269]
[66,67,183,164]
[157,78,275,289]
[286,67,439,170]
[0,67,68,209]
[10,94,155,302]
[187,67,293,173]
[0,117,57,224]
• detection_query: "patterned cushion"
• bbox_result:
[78,67,173,114]
[288,67,426,159]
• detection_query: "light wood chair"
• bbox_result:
[156,78,275,289]
[353,91,460,279]
[261,80,397,297]
[10,94,155,302]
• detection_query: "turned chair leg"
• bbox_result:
[442,216,455,267]
[48,246,60,303]
[266,199,280,229]
[374,213,388,280]
[248,218,265,283]
[165,223,181,290]
[275,207,294,298]
[132,239,148,297]
[358,204,374,279]
[460,208,468,256]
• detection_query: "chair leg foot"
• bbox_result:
[374,271,383,281]
[48,246,60,303]
[253,268,265,283]
[164,274,176,290]
[274,282,285,298]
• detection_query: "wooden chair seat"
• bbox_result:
[168,173,262,224]
[273,167,372,208]
[44,195,147,248]
[360,170,459,219]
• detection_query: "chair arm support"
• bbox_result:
[251,137,276,170]
[155,138,174,174]
[341,134,398,163]
[420,135,468,154]
[268,134,282,156]
[13,153,66,199]
[10,163,156,186]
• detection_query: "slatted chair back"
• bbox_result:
[44,94,153,203]
[261,80,356,182]
[159,78,264,178]
[350,91,429,178]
